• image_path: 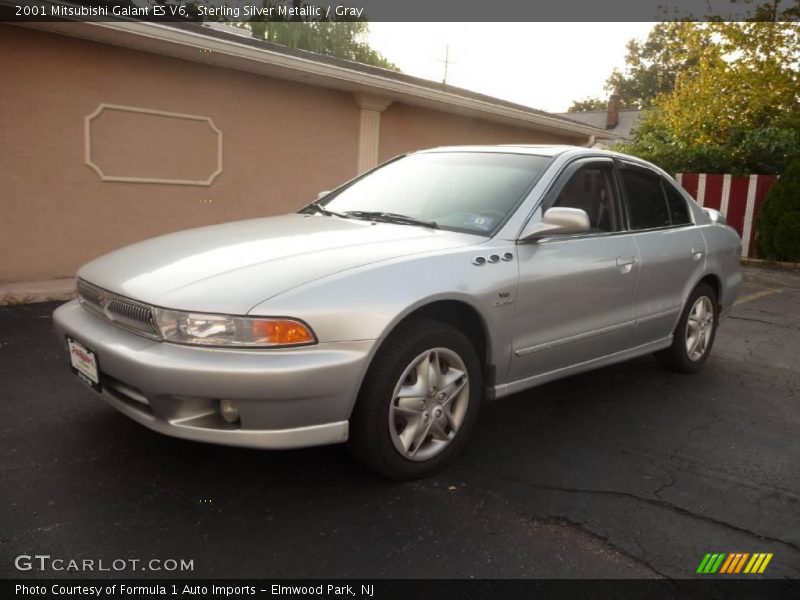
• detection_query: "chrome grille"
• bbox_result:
[77,280,161,340]
[76,279,103,308]
[106,298,159,335]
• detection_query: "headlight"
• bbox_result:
[153,309,316,347]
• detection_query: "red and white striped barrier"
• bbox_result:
[676,173,778,258]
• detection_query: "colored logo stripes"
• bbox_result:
[696,552,773,574]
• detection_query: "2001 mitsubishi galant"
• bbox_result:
[53,146,742,479]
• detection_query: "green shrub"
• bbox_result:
[757,158,800,261]
[618,125,800,176]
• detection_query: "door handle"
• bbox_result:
[616,255,637,273]
[690,246,705,261]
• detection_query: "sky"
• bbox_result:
[367,23,655,113]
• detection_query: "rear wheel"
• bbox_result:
[655,283,718,373]
[348,319,482,479]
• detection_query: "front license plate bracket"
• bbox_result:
[67,336,102,392]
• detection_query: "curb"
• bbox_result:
[0,278,76,305]
[740,258,799,271]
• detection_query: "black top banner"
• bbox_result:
[3,0,800,22]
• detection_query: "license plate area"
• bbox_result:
[67,336,101,392]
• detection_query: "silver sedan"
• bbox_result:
[53,146,742,479]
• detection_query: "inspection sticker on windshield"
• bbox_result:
[466,214,495,230]
[67,337,101,391]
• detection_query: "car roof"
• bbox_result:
[418,145,575,157]
[415,145,662,171]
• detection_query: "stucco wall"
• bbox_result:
[1,25,580,283]
[0,25,360,282]
[378,103,581,162]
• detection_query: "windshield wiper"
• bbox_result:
[303,202,351,219]
[345,211,439,229]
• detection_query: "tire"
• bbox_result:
[348,318,483,480]
[654,282,719,373]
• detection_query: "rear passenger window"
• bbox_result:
[663,181,692,225]
[621,169,671,230]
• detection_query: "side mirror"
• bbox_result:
[317,191,331,201]
[703,207,726,226]
[521,207,591,241]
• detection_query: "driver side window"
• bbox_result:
[552,165,619,233]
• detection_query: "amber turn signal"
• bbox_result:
[252,319,315,345]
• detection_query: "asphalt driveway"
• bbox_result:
[1,266,798,579]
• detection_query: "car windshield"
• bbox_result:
[312,152,553,236]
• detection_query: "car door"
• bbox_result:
[617,163,707,346]
[509,158,640,383]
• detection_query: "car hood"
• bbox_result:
[78,214,479,314]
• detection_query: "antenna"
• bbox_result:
[435,44,456,84]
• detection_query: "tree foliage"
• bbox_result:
[567,98,608,112]
[757,158,800,261]
[569,22,712,111]
[617,20,800,174]
[569,1,800,111]
[605,22,712,110]
[233,1,398,70]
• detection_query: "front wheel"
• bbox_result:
[348,319,482,480]
[655,282,719,373]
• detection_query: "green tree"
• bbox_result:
[605,22,712,110]
[233,1,398,70]
[568,1,800,111]
[569,22,712,111]
[618,20,800,174]
[567,98,608,112]
[756,158,800,261]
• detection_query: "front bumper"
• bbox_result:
[53,300,375,449]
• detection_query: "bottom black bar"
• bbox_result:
[3,579,799,600]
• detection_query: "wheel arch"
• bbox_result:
[696,272,723,309]
[668,271,723,336]
[349,297,495,418]
[399,299,491,371]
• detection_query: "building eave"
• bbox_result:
[19,18,609,141]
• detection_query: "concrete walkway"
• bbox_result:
[0,278,75,305]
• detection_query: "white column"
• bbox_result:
[742,175,758,258]
[696,174,707,207]
[353,94,393,174]
[720,174,732,217]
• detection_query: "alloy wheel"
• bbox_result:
[685,295,715,361]
[388,348,470,461]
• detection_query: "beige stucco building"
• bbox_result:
[0,21,605,290]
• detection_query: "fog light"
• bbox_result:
[218,399,240,424]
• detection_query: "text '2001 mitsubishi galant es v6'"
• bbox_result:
[54,146,742,479]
